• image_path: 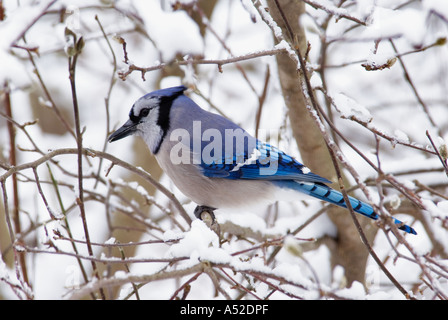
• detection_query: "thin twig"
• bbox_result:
[67,262,205,300]
[32,167,57,219]
[255,66,270,138]
[68,38,105,300]
[118,48,286,81]
[46,163,94,298]
[10,0,57,47]
[426,130,448,178]
[3,81,30,288]
[301,0,367,26]
[93,14,117,189]
[169,272,201,300]
[390,39,438,130]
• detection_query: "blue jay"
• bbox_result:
[108,85,416,235]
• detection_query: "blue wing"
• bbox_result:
[199,140,331,184]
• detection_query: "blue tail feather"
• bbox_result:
[276,181,417,235]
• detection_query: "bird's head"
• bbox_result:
[108,85,187,154]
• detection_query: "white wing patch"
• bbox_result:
[230,148,262,172]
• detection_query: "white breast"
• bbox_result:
[155,140,277,209]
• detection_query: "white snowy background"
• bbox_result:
[0,0,447,300]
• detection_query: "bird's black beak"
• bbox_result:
[108,119,138,142]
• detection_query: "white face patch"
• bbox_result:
[133,96,164,154]
[132,96,160,117]
[138,108,163,154]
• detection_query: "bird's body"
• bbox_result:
[109,85,417,235]
[157,145,277,210]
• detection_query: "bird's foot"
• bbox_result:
[194,205,220,238]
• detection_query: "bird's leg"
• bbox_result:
[194,205,216,219]
[194,205,220,239]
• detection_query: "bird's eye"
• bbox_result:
[140,108,150,117]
